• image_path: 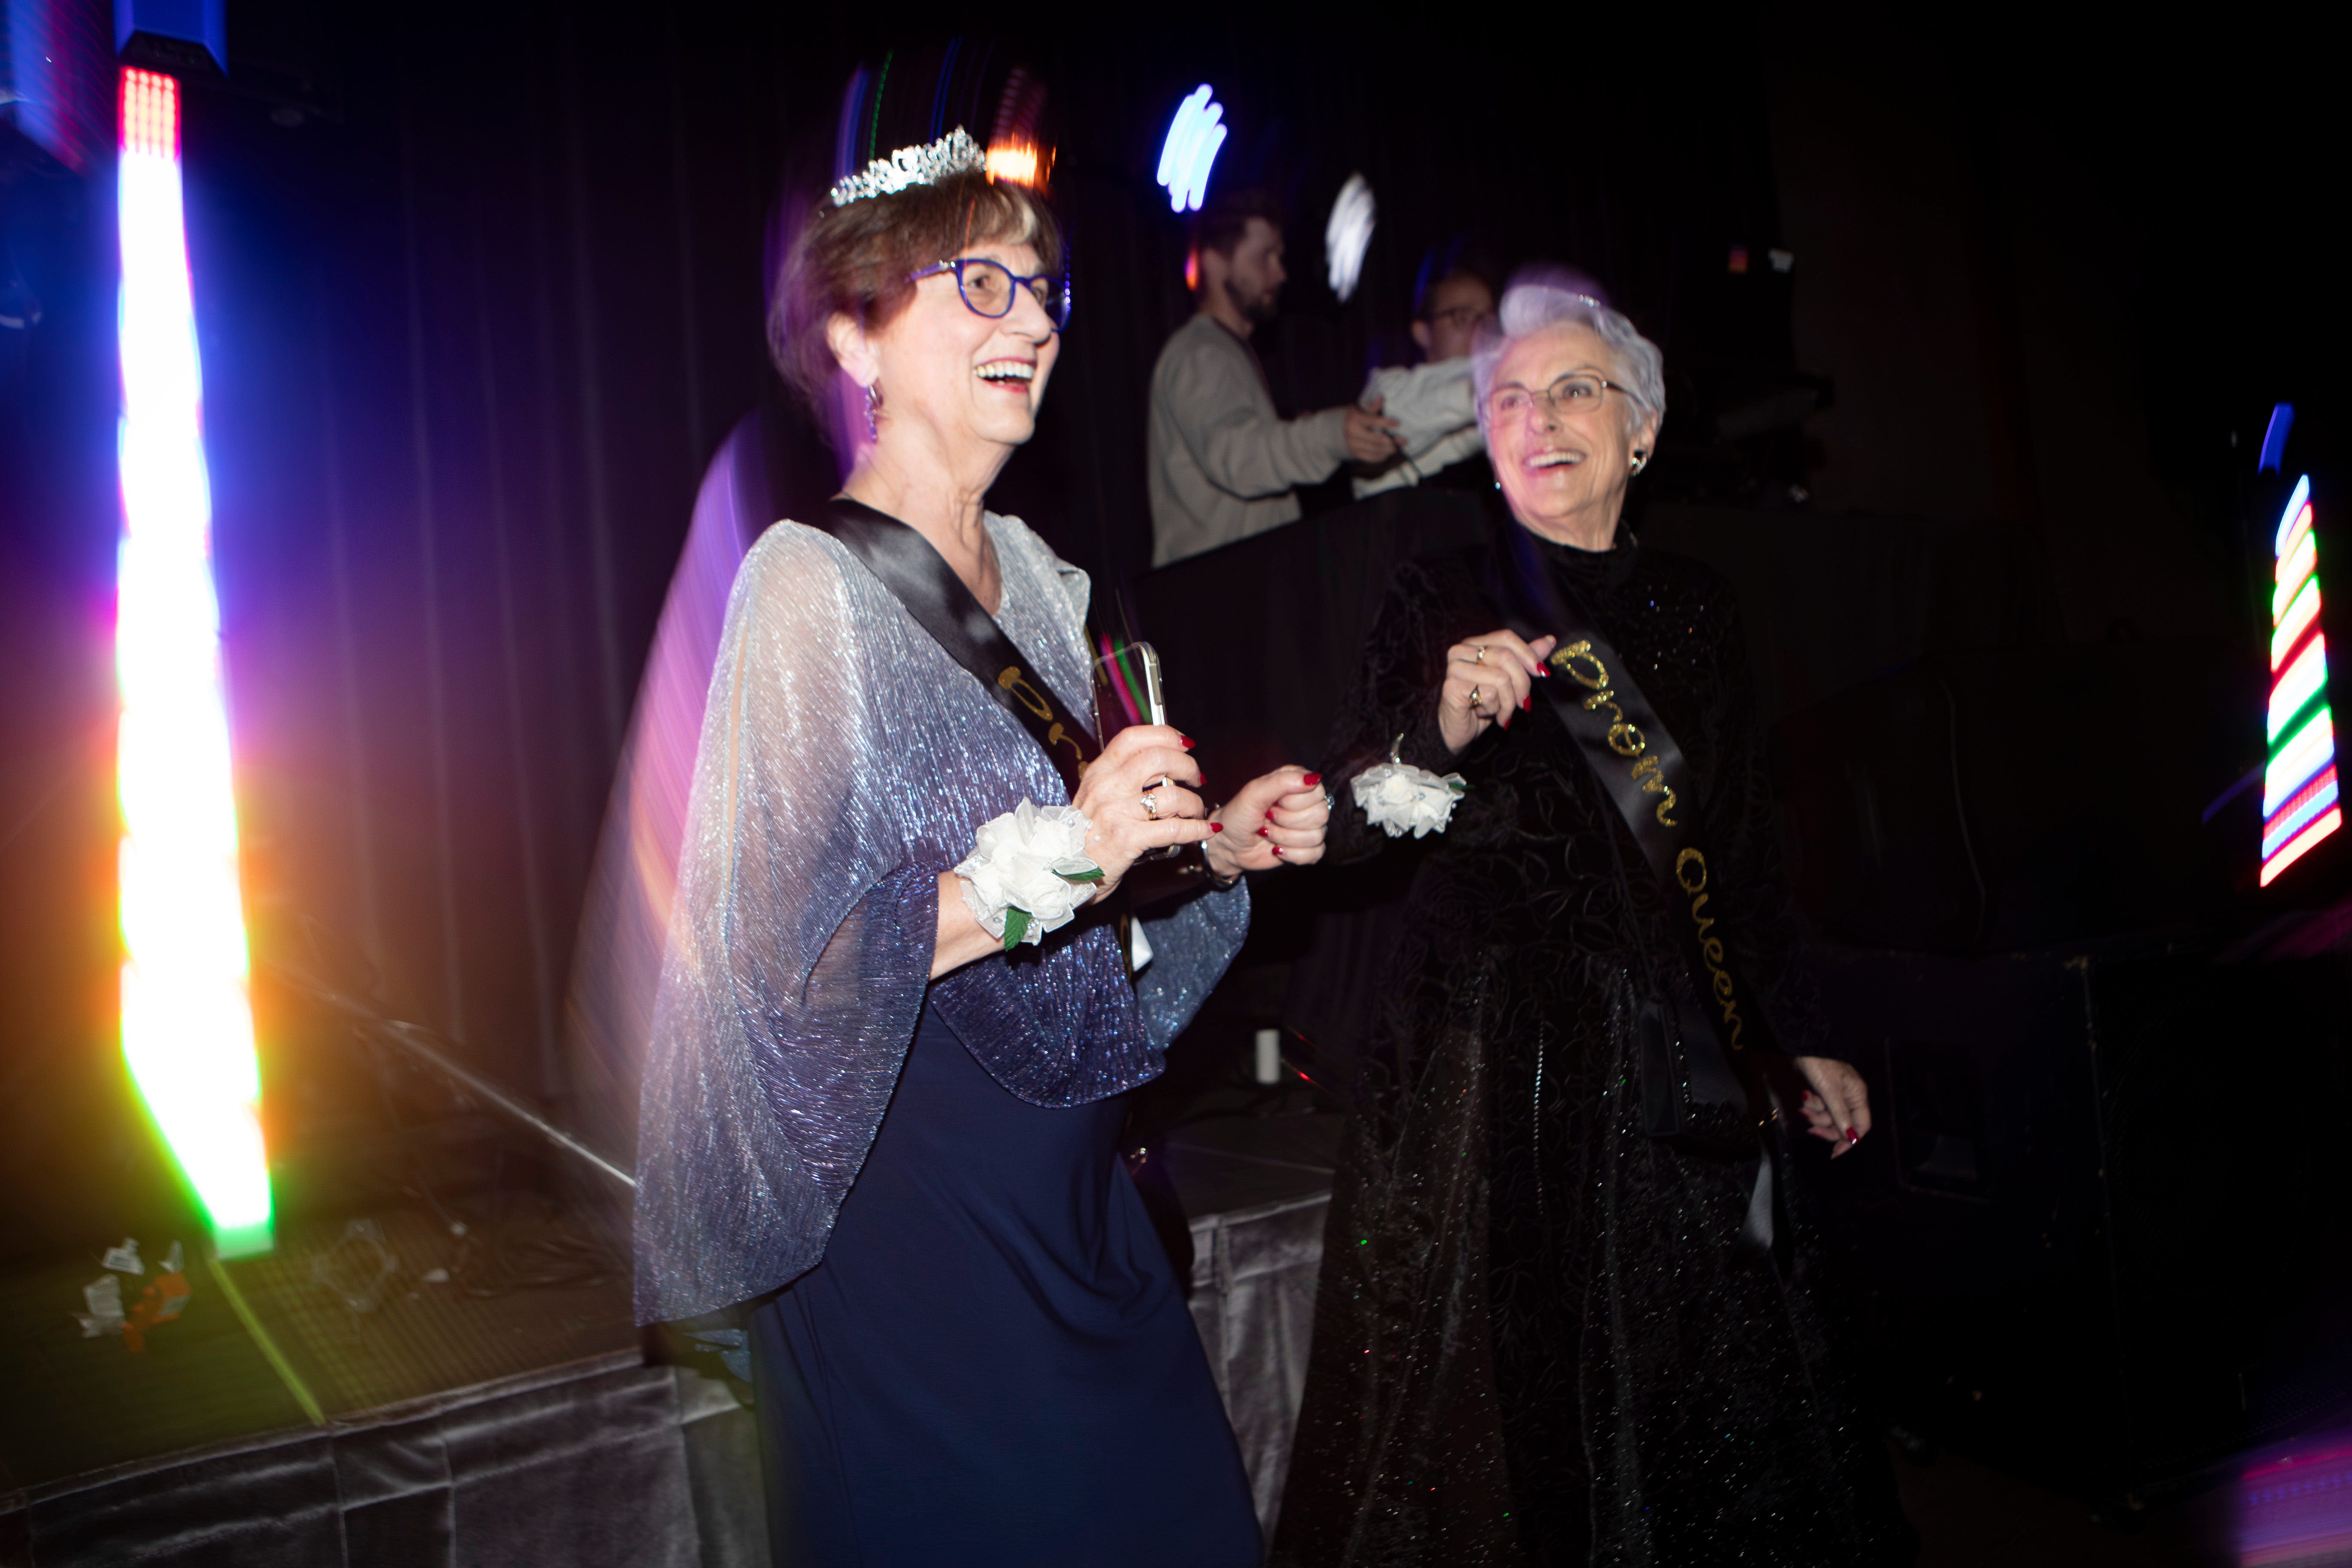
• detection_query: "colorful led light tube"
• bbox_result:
[115,67,272,1256]
[2262,474,2340,888]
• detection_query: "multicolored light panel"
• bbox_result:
[115,67,273,1254]
[2262,475,2339,887]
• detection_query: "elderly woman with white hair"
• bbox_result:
[1274,271,1909,1565]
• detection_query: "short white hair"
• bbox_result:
[1471,265,1665,442]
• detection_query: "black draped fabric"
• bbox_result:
[1272,517,1911,1567]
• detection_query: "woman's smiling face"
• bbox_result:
[865,239,1060,455]
[1486,322,1657,547]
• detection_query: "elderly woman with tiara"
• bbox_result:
[631,130,1327,1566]
[1273,270,1911,1565]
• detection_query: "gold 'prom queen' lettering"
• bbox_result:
[1552,642,1678,825]
[998,665,1090,774]
[1674,848,1744,1049]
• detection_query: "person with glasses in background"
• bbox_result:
[1273,269,1909,1567]
[1350,261,1497,498]
[633,132,1327,1567]
[1148,187,1403,566]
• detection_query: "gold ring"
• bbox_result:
[1142,792,1161,819]
[1473,645,1488,665]
[1468,685,1484,709]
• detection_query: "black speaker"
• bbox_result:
[1812,937,2352,1511]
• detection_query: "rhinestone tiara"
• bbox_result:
[830,128,987,208]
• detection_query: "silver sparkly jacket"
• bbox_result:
[633,514,1247,1324]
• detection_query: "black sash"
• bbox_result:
[1495,531,1789,1253]
[808,498,1097,793]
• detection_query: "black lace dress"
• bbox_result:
[1271,524,1912,1567]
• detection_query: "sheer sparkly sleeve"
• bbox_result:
[633,527,937,1324]
[1132,882,1252,1048]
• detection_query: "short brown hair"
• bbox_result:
[769,171,1064,415]
[1190,188,1284,262]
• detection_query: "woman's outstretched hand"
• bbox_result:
[1795,1056,1872,1159]
[1439,631,1559,753]
[1205,765,1329,877]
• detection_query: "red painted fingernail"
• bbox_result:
[1256,826,1269,837]
[1211,822,1224,833]
[1534,664,1550,678]
[1521,695,1532,712]
[1845,1127,1861,1143]
[1180,735,1195,750]
[1272,845,1284,857]
[1302,772,1322,787]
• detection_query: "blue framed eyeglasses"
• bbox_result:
[909,257,1070,331]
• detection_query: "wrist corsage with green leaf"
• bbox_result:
[953,800,1104,950]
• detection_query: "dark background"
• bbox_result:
[2,0,2344,1434]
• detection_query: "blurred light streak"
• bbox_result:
[114,66,272,1256]
[986,138,1042,187]
[1325,173,1375,302]
[561,421,769,1229]
[2240,1434,2352,1564]
[987,64,1048,191]
[2274,530,2317,621]
[2266,707,2334,816]
[2258,402,2296,475]
[2263,474,2340,886]
[1155,85,1225,213]
[5,0,112,172]
[2279,482,2316,557]
[2270,634,2329,741]
[2262,767,2338,861]
[2274,577,2320,671]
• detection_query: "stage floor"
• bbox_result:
[0,1190,637,1495]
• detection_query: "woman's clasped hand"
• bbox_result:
[1438,631,1559,753]
[1066,724,1212,896]
[1068,725,1329,896]
[1207,764,1329,871]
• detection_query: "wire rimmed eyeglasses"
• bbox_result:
[909,256,1071,331]
[1487,372,1642,423]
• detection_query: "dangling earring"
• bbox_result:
[1629,449,1649,476]
[864,382,881,440]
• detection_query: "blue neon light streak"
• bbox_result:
[2258,403,2295,475]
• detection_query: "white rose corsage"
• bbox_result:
[953,799,1104,950]
[1349,735,1468,839]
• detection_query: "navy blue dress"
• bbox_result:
[749,1002,1261,1567]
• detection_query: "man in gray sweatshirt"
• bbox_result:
[1147,190,1400,567]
